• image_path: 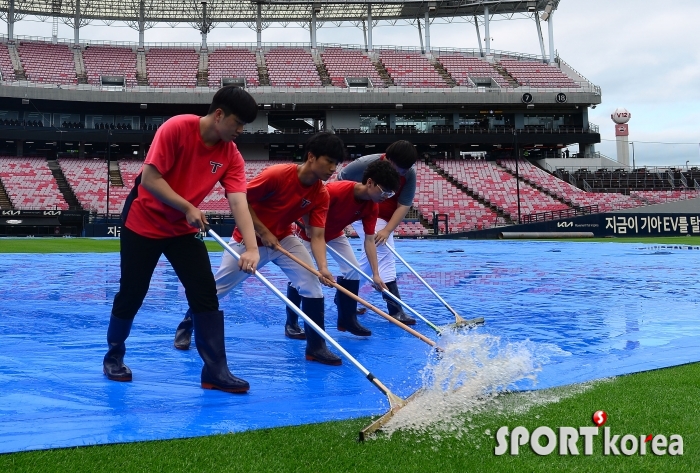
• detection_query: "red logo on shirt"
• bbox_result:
[210,161,223,173]
[300,198,311,208]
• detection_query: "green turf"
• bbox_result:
[1,362,697,473]
[0,236,698,253]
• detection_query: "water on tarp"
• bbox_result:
[381,330,559,437]
[0,239,699,452]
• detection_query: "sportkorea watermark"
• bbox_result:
[494,410,683,456]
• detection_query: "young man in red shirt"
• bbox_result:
[173,132,345,366]
[103,86,261,394]
[337,141,419,325]
[290,159,400,337]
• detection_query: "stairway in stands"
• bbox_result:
[0,178,13,209]
[430,57,457,87]
[427,161,514,224]
[47,158,82,210]
[197,50,209,87]
[496,160,573,208]
[311,50,332,86]
[109,160,125,187]
[256,50,270,86]
[370,52,395,86]
[492,63,519,88]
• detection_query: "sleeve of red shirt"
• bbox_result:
[144,118,180,176]
[245,165,277,203]
[362,203,379,235]
[220,145,247,195]
[308,186,329,229]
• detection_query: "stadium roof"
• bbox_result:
[0,1,560,26]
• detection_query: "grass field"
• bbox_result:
[0,235,697,472]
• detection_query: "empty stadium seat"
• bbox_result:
[208,48,259,88]
[265,48,322,88]
[146,48,199,88]
[18,42,77,85]
[82,46,137,87]
[379,51,449,88]
[0,157,68,210]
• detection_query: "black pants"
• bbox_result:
[111,226,218,320]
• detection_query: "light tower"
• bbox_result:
[611,108,632,167]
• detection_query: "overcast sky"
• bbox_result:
[7,0,700,166]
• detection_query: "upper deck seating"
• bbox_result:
[0,157,68,209]
[379,51,449,88]
[321,48,385,88]
[436,54,508,87]
[208,48,259,88]
[499,59,579,88]
[264,48,322,88]
[18,42,77,85]
[82,46,137,87]
[0,44,15,81]
[146,48,199,88]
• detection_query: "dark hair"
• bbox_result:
[207,86,258,123]
[362,159,400,192]
[385,140,418,170]
[303,132,346,163]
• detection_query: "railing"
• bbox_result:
[556,55,601,95]
[0,79,597,94]
[521,205,599,224]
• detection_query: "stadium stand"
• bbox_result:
[207,48,259,88]
[0,44,15,82]
[497,159,640,212]
[82,46,138,87]
[434,160,570,219]
[0,157,68,209]
[436,54,509,87]
[58,158,132,214]
[17,42,77,85]
[378,51,449,88]
[499,59,579,88]
[414,161,499,232]
[146,48,199,88]
[321,48,386,88]
[631,189,700,205]
[264,48,322,87]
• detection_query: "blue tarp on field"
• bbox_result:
[0,240,699,453]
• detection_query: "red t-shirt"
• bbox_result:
[124,115,247,239]
[233,163,329,243]
[299,181,377,242]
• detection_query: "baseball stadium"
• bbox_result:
[0,1,698,471]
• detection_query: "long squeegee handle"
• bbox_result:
[204,225,374,377]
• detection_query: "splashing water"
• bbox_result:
[380,329,570,437]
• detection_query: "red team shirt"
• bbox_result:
[299,180,378,242]
[124,115,247,239]
[233,163,329,243]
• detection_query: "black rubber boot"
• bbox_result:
[336,277,371,336]
[302,297,342,366]
[174,309,193,350]
[285,283,306,340]
[383,280,416,325]
[192,310,249,393]
[103,314,134,382]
